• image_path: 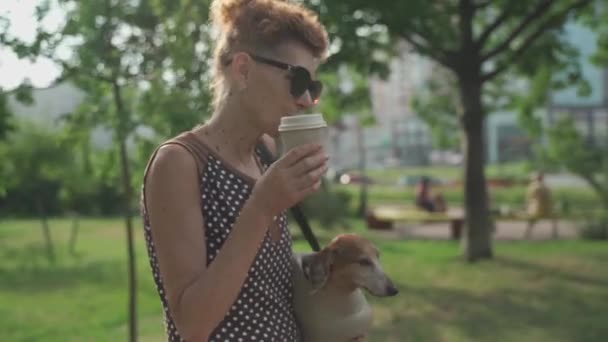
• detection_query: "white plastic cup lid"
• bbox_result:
[278,114,327,132]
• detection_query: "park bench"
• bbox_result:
[365,204,558,240]
[366,205,466,239]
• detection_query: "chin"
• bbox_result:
[267,118,284,138]
[267,130,280,139]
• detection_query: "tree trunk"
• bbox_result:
[458,76,493,261]
[113,81,137,342]
[37,199,55,263]
[356,119,368,217]
[68,211,80,256]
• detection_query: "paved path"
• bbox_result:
[544,173,589,188]
[372,219,580,241]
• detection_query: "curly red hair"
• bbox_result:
[210,0,329,108]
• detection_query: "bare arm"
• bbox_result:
[145,143,327,341]
[146,144,273,341]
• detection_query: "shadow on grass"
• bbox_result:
[370,281,608,342]
[0,243,125,293]
[494,256,608,288]
[588,252,608,264]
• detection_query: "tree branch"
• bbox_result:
[481,0,555,63]
[459,0,475,50]
[482,0,593,82]
[400,32,455,69]
[474,1,491,10]
[476,5,515,49]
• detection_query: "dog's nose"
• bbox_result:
[386,284,399,296]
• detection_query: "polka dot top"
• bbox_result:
[141,131,301,342]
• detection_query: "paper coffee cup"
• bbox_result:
[278,114,328,154]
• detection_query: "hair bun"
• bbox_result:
[210,0,253,29]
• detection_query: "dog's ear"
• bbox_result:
[301,248,336,293]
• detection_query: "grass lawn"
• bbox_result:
[1,217,607,341]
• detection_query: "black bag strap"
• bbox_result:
[256,142,321,252]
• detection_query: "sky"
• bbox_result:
[0,0,63,90]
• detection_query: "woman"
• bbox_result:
[414,177,446,213]
[524,171,556,238]
[141,0,329,341]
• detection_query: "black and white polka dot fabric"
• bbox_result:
[141,132,301,342]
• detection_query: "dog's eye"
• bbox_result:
[357,258,372,267]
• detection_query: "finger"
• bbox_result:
[290,151,329,176]
[296,179,323,199]
[278,143,322,167]
[295,163,328,190]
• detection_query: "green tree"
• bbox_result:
[517,3,608,213]
[0,14,14,142]
[546,118,607,209]
[30,1,155,338]
[411,68,461,151]
[30,0,217,339]
[0,12,35,195]
[0,121,72,262]
[306,0,593,261]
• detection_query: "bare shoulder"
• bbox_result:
[148,143,198,180]
[144,143,202,229]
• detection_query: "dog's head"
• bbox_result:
[301,234,398,297]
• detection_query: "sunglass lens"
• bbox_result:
[290,67,322,102]
[290,67,310,98]
[309,81,323,102]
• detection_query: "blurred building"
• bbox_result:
[8,82,148,150]
[487,22,608,164]
[328,42,437,172]
[332,22,607,171]
[8,82,85,126]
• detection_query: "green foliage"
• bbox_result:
[584,1,608,66]
[511,4,608,214]
[545,117,608,207]
[547,118,598,176]
[0,92,13,143]
[0,121,71,215]
[0,119,126,217]
[133,0,215,138]
[299,185,353,229]
[578,212,608,240]
[314,65,376,132]
[411,69,460,150]
[0,78,34,143]
[17,0,221,220]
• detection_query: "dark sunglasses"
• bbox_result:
[225,53,323,102]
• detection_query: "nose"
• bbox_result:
[295,91,315,110]
[386,283,399,296]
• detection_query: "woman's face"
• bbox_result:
[234,41,321,137]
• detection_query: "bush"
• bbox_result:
[578,213,608,240]
[298,185,353,229]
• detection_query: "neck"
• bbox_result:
[199,101,262,165]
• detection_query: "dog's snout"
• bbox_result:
[386,284,399,296]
